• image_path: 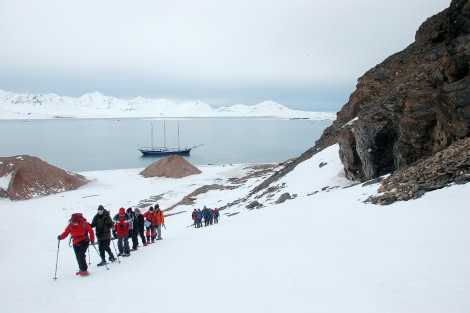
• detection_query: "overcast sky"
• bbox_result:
[0,0,450,111]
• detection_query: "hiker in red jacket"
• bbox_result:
[58,213,95,276]
[143,206,157,243]
[113,207,132,257]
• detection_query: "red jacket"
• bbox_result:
[143,211,158,226]
[60,218,95,245]
[114,213,131,237]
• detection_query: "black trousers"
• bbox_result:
[98,239,114,261]
[73,240,89,271]
[138,228,147,245]
[131,230,138,249]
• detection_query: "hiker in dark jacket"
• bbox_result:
[202,206,211,226]
[213,208,220,224]
[196,209,203,228]
[127,207,139,251]
[192,209,197,228]
[134,208,147,247]
[90,205,116,265]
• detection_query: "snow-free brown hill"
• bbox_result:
[0,155,87,200]
[139,155,201,178]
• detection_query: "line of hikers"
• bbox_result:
[192,205,220,228]
[57,204,165,276]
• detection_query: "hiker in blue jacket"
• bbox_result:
[196,209,203,228]
[202,206,211,226]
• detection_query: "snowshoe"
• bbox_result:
[97,261,107,267]
[109,256,117,262]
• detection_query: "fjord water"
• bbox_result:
[0,118,332,172]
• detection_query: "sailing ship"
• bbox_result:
[138,121,202,156]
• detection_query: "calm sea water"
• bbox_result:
[0,118,332,172]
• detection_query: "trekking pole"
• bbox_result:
[88,246,91,265]
[111,238,121,263]
[53,238,60,280]
[91,243,109,270]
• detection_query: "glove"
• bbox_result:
[112,230,117,239]
[57,235,61,240]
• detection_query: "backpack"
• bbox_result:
[69,213,90,240]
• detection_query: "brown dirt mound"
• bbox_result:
[140,155,201,178]
[0,155,88,200]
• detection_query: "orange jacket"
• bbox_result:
[155,209,165,225]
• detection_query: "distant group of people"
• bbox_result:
[191,205,220,228]
[57,204,165,276]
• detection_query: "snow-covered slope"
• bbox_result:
[0,144,468,313]
[0,89,335,120]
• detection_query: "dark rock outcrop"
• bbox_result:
[276,192,291,204]
[0,155,87,200]
[319,0,470,182]
[367,136,470,204]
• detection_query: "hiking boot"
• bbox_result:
[117,252,123,256]
[109,256,117,262]
[122,253,130,257]
[97,261,107,267]
[76,270,89,276]
[143,242,148,246]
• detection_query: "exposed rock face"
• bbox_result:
[140,155,201,178]
[0,155,87,200]
[367,136,470,204]
[320,0,470,182]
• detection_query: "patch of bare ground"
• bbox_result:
[140,155,201,178]
[0,155,87,200]
[136,163,279,218]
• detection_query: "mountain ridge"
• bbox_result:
[0,89,335,120]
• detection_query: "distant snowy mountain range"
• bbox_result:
[0,89,335,120]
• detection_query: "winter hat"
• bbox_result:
[149,206,154,212]
[119,207,125,214]
[98,205,104,211]
[127,207,133,214]
[155,204,159,209]
[135,208,140,213]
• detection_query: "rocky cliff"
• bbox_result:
[319,0,470,182]
[248,0,470,204]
